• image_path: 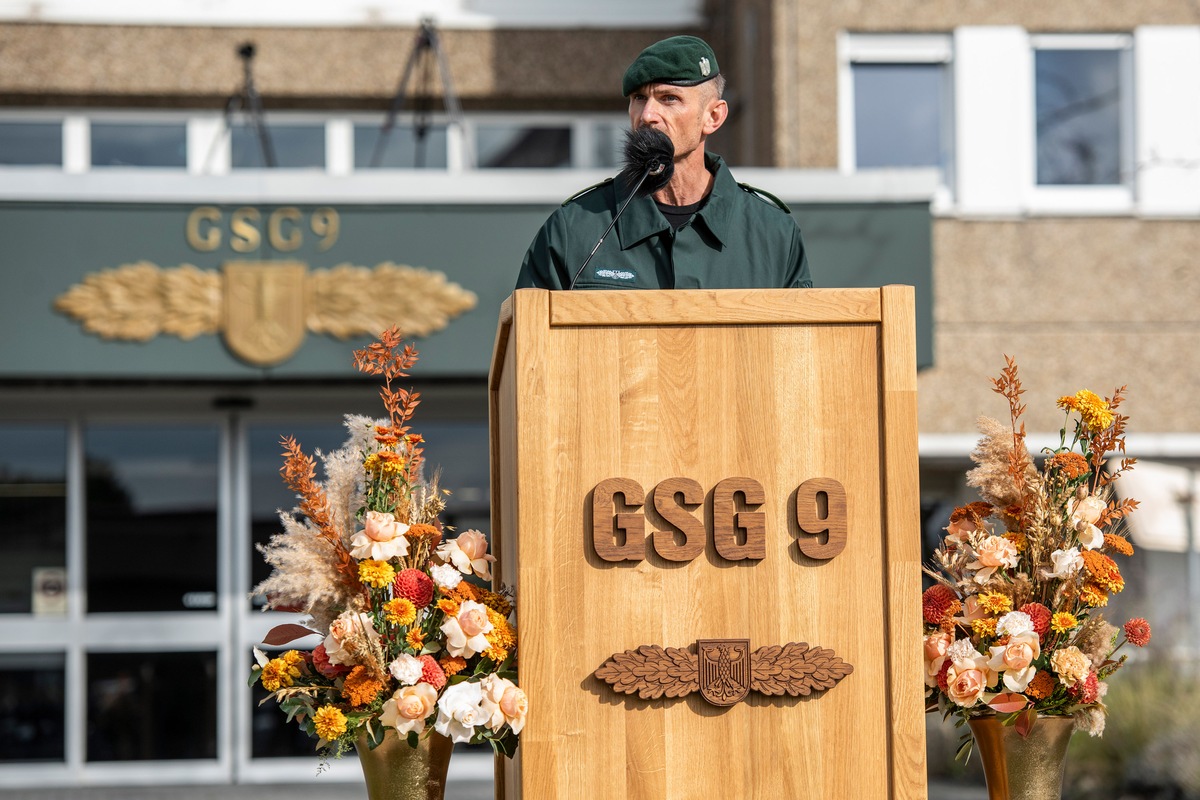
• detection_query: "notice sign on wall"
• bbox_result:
[32,567,67,616]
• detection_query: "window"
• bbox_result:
[231,123,325,169]
[0,122,62,166]
[1034,37,1132,186]
[0,652,65,762]
[87,651,218,761]
[91,122,187,168]
[841,34,954,183]
[354,123,449,169]
[85,424,219,613]
[476,124,571,169]
[0,424,67,614]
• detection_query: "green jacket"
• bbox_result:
[516,153,812,290]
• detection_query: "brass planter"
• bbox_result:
[967,715,1074,800]
[355,730,453,800]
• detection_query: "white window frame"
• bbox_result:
[837,32,955,207]
[1027,33,1135,215]
[0,108,629,185]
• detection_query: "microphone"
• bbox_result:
[568,128,674,289]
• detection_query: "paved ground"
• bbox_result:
[0,780,988,799]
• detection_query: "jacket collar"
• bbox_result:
[615,152,732,250]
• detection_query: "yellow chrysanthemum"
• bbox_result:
[483,606,517,662]
[1050,611,1078,633]
[406,629,425,650]
[977,591,1013,615]
[1072,390,1115,432]
[281,650,305,668]
[260,657,301,691]
[1004,531,1028,553]
[437,598,460,616]
[1057,395,1079,411]
[477,588,514,617]
[363,450,407,477]
[358,559,396,589]
[972,617,998,639]
[313,705,348,741]
[384,597,417,626]
[1079,582,1110,607]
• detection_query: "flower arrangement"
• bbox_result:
[924,357,1151,750]
[250,327,525,763]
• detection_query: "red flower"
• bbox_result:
[1124,617,1152,647]
[936,659,952,692]
[1069,671,1100,704]
[393,568,435,608]
[1018,602,1052,638]
[923,584,961,625]
[312,643,351,678]
[418,655,446,690]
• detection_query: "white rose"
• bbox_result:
[434,681,485,744]
[437,530,496,579]
[440,600,493,658]
[1042,547,1083,579]
[380,683,438,735]
[349,510,411,561]
[388,653,423,686]
[431,563,462,590]
[1069,495,1106,527]
[323,611,379,666]
[480,673,528,735]
[986,632,1040,692]
[1076,523,1104,550]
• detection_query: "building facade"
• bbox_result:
[0,0,1196,791]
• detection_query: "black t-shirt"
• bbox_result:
[655,197,706,231]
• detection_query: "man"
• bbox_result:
[516,35,811,290]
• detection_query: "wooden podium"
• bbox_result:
[488,288,926,799]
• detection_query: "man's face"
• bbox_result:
[628,82,722,161]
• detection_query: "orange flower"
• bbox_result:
[439,655,467,677]
[437,598,460,617]
[922,584,961,625]
[1057,395,1079,411]
[406,629,425,650]
[1124,618,1151,647]
[1079,582,1110,607]
[1104,534,1134,557]
[1004,531,1028,553]
[483,607,517,663]
[1047,452,1089,480]
[341,665,384,707]
[1081,551,1124,593]
[1024,670,1056,700]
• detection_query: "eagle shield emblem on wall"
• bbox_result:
[697,638,750,706]
[223,261,307,366]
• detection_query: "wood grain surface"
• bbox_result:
[489,288,925,800]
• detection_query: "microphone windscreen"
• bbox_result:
[620,128,674,195]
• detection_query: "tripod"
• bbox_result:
[204,43,275,172]
[369,19,470,169]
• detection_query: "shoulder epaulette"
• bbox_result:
[562,177,614,206]
[738,182,792,214]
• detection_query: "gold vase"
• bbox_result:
[355,730,453,800]
[967,715,1074,800]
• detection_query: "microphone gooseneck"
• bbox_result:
[568,128,675,290]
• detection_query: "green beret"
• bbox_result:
[621,35,720,97]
